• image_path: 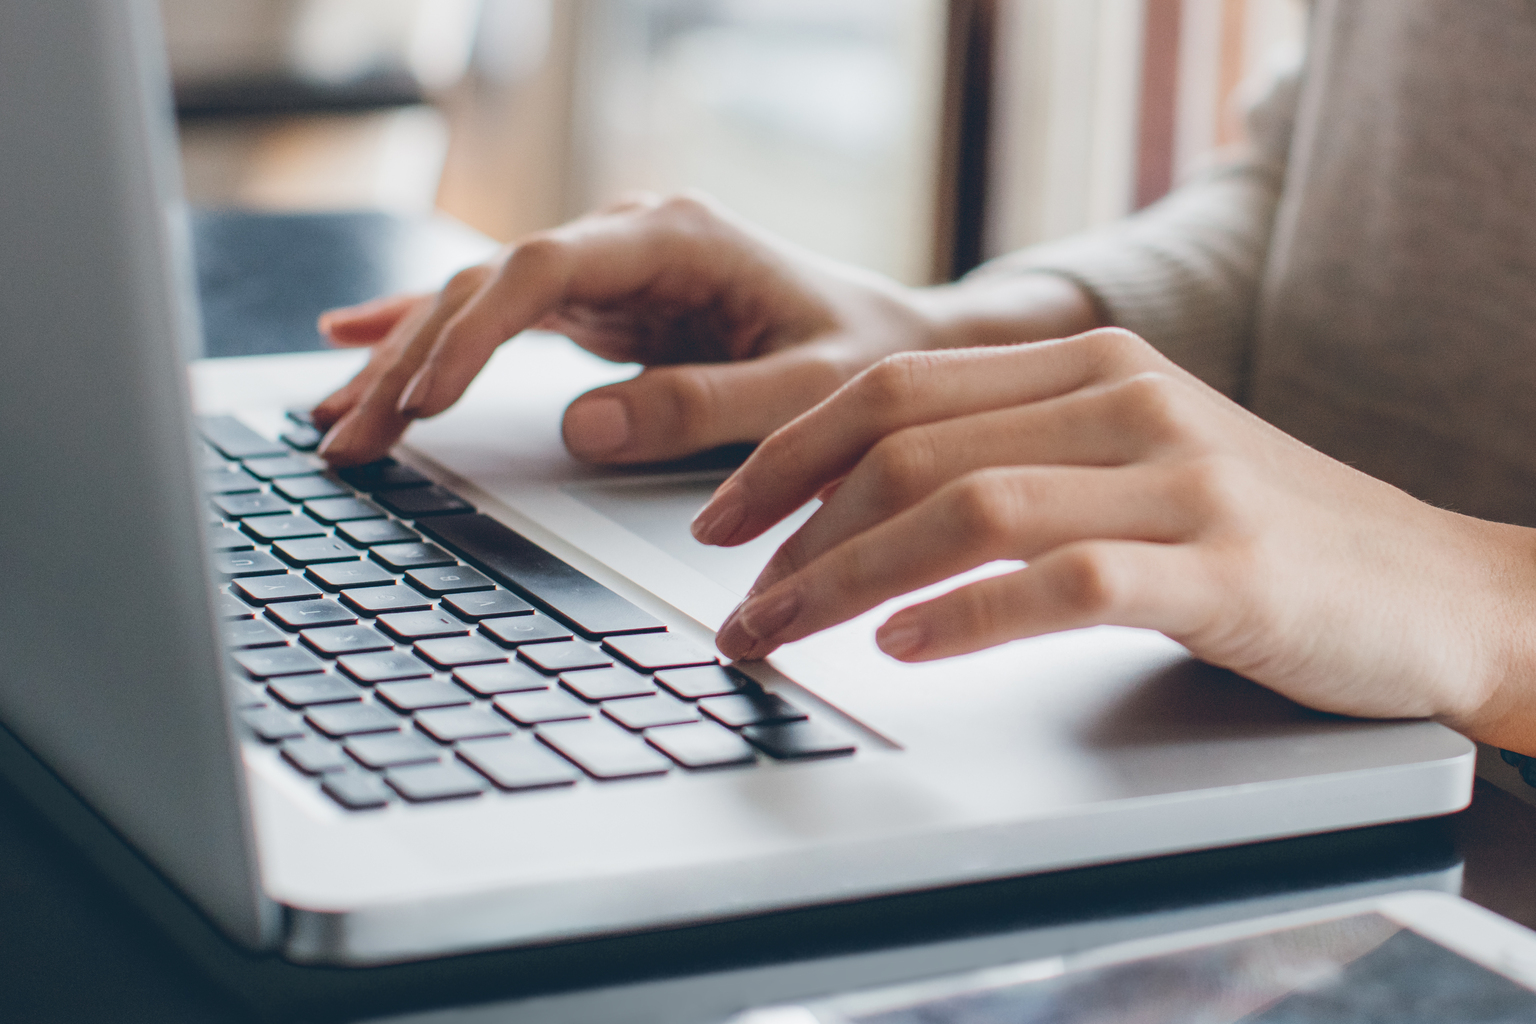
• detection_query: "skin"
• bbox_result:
[314,193,1536,755]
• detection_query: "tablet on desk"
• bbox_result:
[739,892,1536,1024]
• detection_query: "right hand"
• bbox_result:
[313,193,945,466]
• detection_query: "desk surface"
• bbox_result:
[7,212,1534,1023]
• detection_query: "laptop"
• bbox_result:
[0,0,1475,969]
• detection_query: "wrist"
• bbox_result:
[910,271,1103,350]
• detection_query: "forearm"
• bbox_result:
[911,271,1103,349]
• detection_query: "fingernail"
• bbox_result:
[565,397,629,459]
[398,371,431,417]
[691,481,747,546]
[738,589,800,642]
[877,618,927,660]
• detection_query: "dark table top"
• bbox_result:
[7,212,1534,1024]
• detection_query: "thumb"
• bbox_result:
[561,346,847,464]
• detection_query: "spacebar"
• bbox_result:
[418,513,665,639]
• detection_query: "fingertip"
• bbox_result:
[876,616,929,661]
[563,396,631,461]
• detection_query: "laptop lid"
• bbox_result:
[0,0,276,947]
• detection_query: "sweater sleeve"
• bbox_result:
[966,65,1302,398]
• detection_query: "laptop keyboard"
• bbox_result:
[202,414,856,810]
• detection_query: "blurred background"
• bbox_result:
[168,0,1305,289]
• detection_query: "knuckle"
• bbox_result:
[948,469,1022,550]
[1174,455,1251,526]
[1077,326,1155,375]
[1112,371,1190,442]
[441,264,491,304]
[653,192,715,227]
[853,351,930,416]
[862,428,939,509]
[1053,546,1121,616]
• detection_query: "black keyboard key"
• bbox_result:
[208,525,255,551]
[243,514,327,542]
[602,632,718,672]
[537,720,671,780]
[377,610,468,642]
[301,624,393,657]
[386,762,485,802]
[416,707,514,744]
[306,702,401,738]
[414,635,507,668]
[560,666,655,702]
[453,662,549,696]
[654,665,749,700]
[518,640,611,674]
[234,646,327,679]
[304,496,385,524]
[212,492,292,518]
[202,443,234,470]
[375,679,472,713]
[233,574,323,605]
[341,583,432,615]
[337,459,431,492]
[337,518,419,547]
[223,618,288,649]
[214,550,286,578]
[273,536,361,566]
[281,737,349,775]
[337,650,433,684]
[479,612,572,647]
[371,541,454,571]
[242,454,325,479]
[281,424,324,451]
[646,721,756,769]
[458,736,579,790]
[602,694,700,731]
[218,592,256,618]
[346,732,442,769]
[442,588,533,621]
[241,706,308,742]
[227,679,270,709]
[322,770,392,810]
[268,673,362,708]
[199,415,286,459]
[698,691,808,729]
[286,408,315,426]
[493,690,589,725]
[419,514,666,638]
[377,486,473,518]
[272,474,349,501]
[741,720,856,760]
[406,565,495,596]
[266,599,357,631]
[309,561,398,591]
[205,468,261,494]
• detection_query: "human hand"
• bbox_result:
[314,194,994,466]
[697,328,1536,750]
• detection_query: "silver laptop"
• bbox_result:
[0,0,1474,968]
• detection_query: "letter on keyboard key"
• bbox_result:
[442,588,533,621]
[308,560,397,591]
[537,720,671,779]
[418,514,666,638]
[301,624,394,657]
[243,514,327,542]
[272,537,361,567]
[371,541,454,571]
[213,492,292,519]
[234,646,327,679]
[266,599,357,630]
[214,550,286,578]
[406,565,495,595]
[386,761,486,802]
[646,721,756,769]
[458,735,579,790]
[306,702,401,738]
[223,618,288,649]
[341,583,432,615]
[234,574,322,605]
[377,610,468,641]
[337,650,433,683]
[479,612,572,647]
[337,519,419,547]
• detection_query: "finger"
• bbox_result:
[874,540,1212,661]
[693,328,1161,548]
[318,293,431,346]
[310,294,440,430]
[715,463,1196,660]
[563,345,844,464]
[746,378,1168,594]
[316,266,494,465]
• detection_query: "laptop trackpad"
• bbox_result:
[565,476,817,598]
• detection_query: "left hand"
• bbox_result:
[695,328,1536,751]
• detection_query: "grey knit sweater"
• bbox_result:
[981,0,1536,526]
